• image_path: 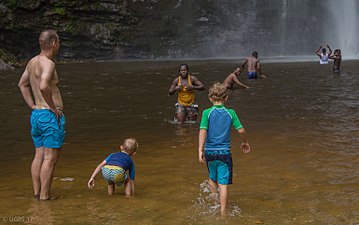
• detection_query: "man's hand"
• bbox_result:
[175,85,184,91]
[186,85,194,90]
[51,107,63,119]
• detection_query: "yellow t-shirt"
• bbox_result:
[177,75,195,106]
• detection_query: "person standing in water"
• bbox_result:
[316,45,332,64]
[168,64,205,123]
[241,51,266,79]
[223,67,249,89]
[329,49,342,73]
[198,82,250,215]
[18,30,65,200]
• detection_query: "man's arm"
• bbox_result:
[316,46,322,57]
[241,59,248,70]
[39,60,56,110]
[327,45,332,56]
[188,76,205,91]
[168,78,180,95]
[39,60,63,118]
[198,129,207,163]
[232,75,249,88]
[18,66,36,110]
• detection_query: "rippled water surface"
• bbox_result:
[0,60,358,224]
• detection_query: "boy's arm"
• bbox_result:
[237,128,250,153]
[130,180,135,195]
[127,163,135,195]
[88,160,107,188]
[198,129,207,163]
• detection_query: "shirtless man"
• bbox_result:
[223,67,249,89]
[316,45,332,65]
[18,30,65,200]
[168,64,205,123]
[329,49,342,73]
[241,51,266,79]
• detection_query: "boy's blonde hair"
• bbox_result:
[122,138,138,154]
[208,82,228,101]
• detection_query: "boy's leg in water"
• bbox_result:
[208,178,219,203]
[218,184,228,215]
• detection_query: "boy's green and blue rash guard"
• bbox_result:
[200,105,243,154]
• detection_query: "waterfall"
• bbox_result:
[327,0,359,58]
[279,0,288,56]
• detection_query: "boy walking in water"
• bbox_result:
[88,138,138,196]
[198,82,250,215]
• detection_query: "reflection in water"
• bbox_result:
[0,60,358,224]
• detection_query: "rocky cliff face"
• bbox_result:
[0,0,335,61]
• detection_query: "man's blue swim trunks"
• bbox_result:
[30,109,66,149]
[247,72,257,79]
[205,154,233,185]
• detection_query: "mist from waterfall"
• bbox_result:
[168,0,359,59]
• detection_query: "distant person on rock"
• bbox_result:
[241,51,267,79]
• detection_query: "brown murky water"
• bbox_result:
[0,60,358,225]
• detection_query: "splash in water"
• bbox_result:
[189,180,242,217]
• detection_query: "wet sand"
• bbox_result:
[0,59,358,224]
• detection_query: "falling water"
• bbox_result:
[279,0,288,56]
[327,0,359,58]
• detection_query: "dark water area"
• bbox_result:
[0,59,358,224]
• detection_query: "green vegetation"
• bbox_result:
[7,0,17,9]
[53,7,66,16]
[0,48,17,65]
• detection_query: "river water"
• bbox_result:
[0,59,358,225]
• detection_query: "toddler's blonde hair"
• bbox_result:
[122,138,138,154]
